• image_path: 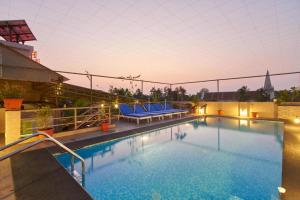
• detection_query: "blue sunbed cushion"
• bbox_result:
[120,104,151,117]
[144,103,171,114]
[134,104,146,113]
[163,103,185,112]
[119,104,133,115]
[135,104,164,116]
[127,113,150,117]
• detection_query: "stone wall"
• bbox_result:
[202,101,277,118]
[278,105,300,122]
[196,101,299,121]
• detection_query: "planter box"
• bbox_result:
[3,98,23,110]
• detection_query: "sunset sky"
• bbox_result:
[0,0,299,93]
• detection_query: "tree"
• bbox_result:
[237,86,250,101]
[290,87,300,102]
[197,88,209,100]
[163,87,173,100]
[133,88,147,99]
[275,90,290,103]
[255,88,270,102]
[175,86,187,101]
[190,94,200,105]
[275,87,300,103]
[109,86,132,97]
[150,87,163,101]
[199,88,209,94]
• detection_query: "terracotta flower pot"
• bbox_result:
[3,98,23,110]
[101,123,110,131]
[251,112,258,118]
[37,128,54,136]
[217,110,224,115]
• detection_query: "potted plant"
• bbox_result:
[36,106,54,136]
[0,84,23,110]
[99,105,110,131]
[101,119,110,132]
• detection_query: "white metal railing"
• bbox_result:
[21,105,112,135]
[0,132,86,186]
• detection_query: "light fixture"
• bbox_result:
[294,116,300,124]
[239,109,248,117]
[114,104,119,109]
[100,104,104,108]
[278,186,286,194]
[198,107,205,115]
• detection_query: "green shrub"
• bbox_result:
[74,98,90,107]
[0,83,23,99]
[36,106,52,130]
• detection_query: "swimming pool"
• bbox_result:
[56,117,283,200]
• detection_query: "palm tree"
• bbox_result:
[150,87,163,101]
[178,86,186,101]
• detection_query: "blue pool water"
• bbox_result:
[56,117,283,200]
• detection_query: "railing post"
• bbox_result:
[97,106,100,122]
[74,108,77,129]
[108,106,111,125]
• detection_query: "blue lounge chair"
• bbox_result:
[162,103,188,117]
[162,103,186,113]
[152,102,188,117]
[119,104,151,125]
[134,104,164,120]
[144,103,173,118]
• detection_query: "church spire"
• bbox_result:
[263,70,274,99]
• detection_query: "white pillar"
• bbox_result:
[5,110,21,144]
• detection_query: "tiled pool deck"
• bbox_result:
[1,115,300,200]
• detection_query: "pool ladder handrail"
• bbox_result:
[0,132,85,187]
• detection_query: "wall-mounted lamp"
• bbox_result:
[278,186,286,194]
[198,107,205,115]
[239,109,248,117]
[114,104,119,109]
[294,116,300,124]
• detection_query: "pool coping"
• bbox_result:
[0,148,93,200]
